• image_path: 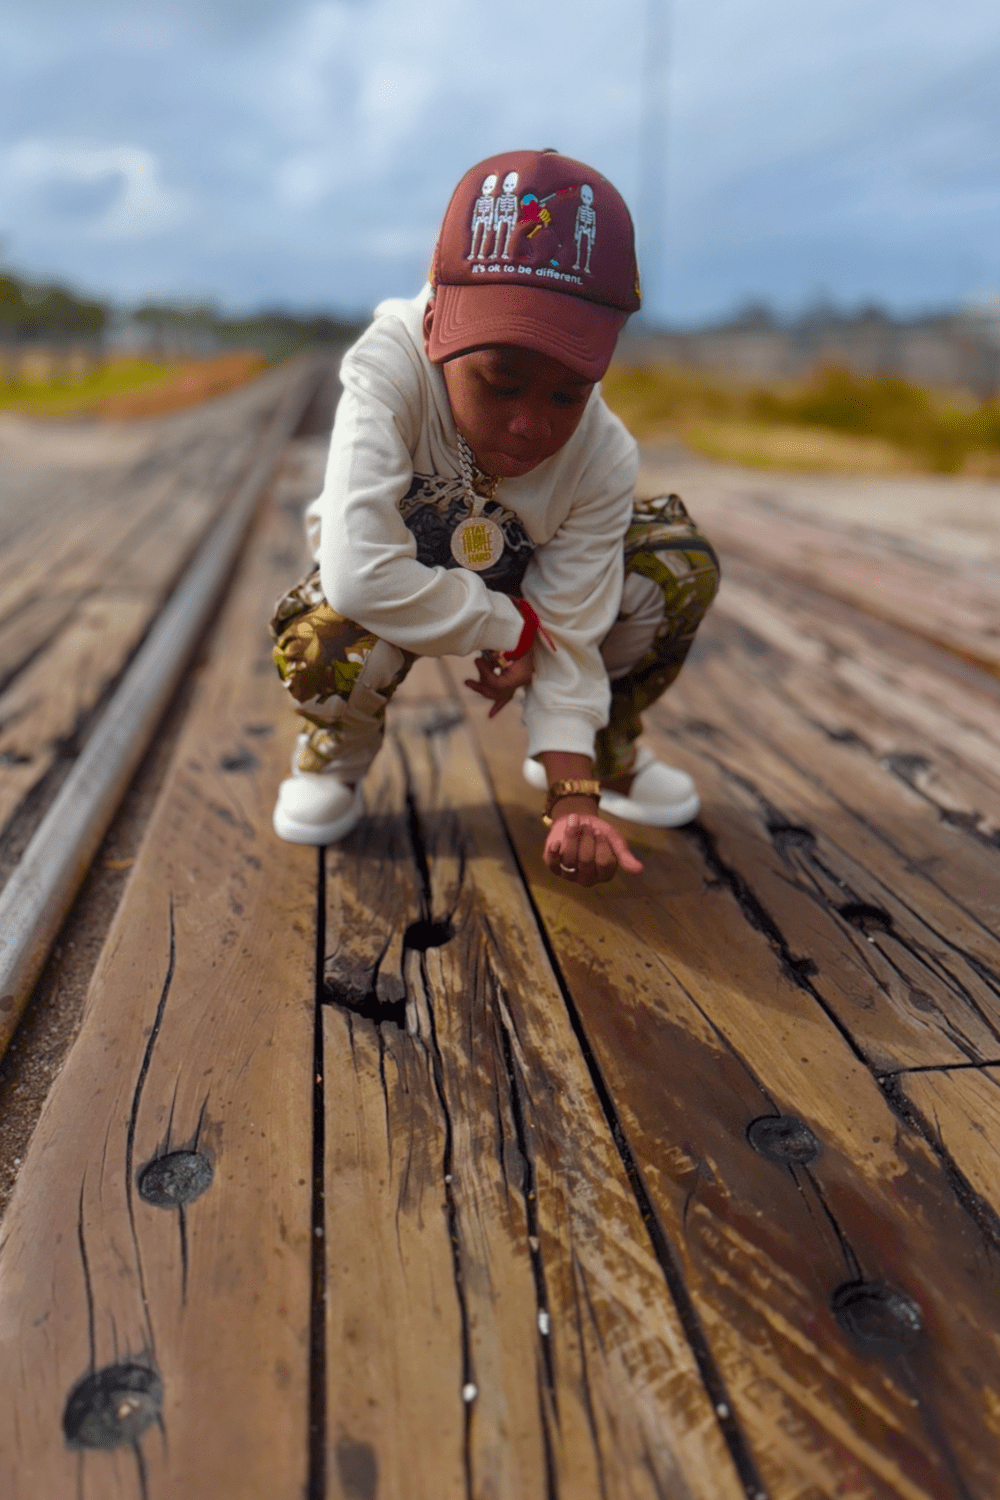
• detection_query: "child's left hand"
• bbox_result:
[465,651,534,718]
[544,811,644,886]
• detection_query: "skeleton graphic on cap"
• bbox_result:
[467,174,497,261]
[489,172,520,261]
[573,185,597,273]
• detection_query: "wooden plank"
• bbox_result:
[460,660,1000,1499]
[660,567,1000,1073]
[0,591,150,832]
[0,588,86,689]
[715,573,1000,823]
[903,1067,1000,1226]
[0,449,318,1498]
[322,669,746,1500]
[0,364,283,624]
[638,467,1000,672]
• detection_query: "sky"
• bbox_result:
[0,0,998,326]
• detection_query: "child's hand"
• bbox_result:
[465,651,534,718]
[544,811,644,887]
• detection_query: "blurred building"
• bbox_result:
[620,299,1000,396]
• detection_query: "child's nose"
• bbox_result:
[507,408,551,441]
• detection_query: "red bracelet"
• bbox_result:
[502,599,556,663]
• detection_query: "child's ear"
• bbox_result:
[422,300,434,357]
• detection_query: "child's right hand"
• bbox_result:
[465,650,535,718]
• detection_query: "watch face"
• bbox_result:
[450,516,505,571]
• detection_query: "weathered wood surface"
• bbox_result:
[0,444,318,1498]
[0,362,301,860]
[457,538,1000,1499]
[638,451,1000,672]
[3,425,1000,1498]
[322,674,745,1500]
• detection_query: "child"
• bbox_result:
[271,148,719,887]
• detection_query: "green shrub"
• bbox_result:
[606,361,1000,474]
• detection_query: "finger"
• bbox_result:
[605,825,644,874]
[548,815,581,876]
[559,816,644,880]
[592,835,618,881]
[488,693,513,718]
[576,828,597,870]
[464,678,499,701]
[576,831,604,886]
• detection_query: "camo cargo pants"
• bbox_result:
[271,494,719,782]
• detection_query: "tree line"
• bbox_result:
[0,273,108,343]
[0,269,363,357]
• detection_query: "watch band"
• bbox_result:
[542,779,602,827]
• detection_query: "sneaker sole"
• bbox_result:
[522,757,699,827]
[273,799,364,846]
[597,788,700,828]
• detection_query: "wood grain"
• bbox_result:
[460,639,1000,1500]
[0,592,150,830]
[639,469,1000,672]
[636,553,1000,1077]
[902,1065,1000,1227]
[0,453,317,1499]
[321,669,745,1500]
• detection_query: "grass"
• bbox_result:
[0,351,269,420]
[602,363,1000,477]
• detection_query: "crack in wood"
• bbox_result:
[310,848,328,1500]
[876,1072,1000,1256]
[692,740,1000,1074]
[878,1058,1000,1076]
[411,943,476,1500]
[123,899,177,1372]
[76,1174,96,1377]
[484,804,768,1500]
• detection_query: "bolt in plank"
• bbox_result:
[462,625,1000,1498]
[0,451,318,1498]
[322,673,744,1500]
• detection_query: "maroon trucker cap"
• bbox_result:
[427,149,641,381]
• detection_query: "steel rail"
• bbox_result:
[0,355,327,1057]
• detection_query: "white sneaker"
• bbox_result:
[273,773,364,845]
[522,746,700,828]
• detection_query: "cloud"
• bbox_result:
[0,140,188,241]
[1,0,998,319]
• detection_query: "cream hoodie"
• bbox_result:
[307,287,638,760]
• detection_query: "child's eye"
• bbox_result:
[552,391,585,408]
[488,384,521,398]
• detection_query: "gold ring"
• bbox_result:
[559,863,577,874]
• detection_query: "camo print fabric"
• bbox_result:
[593,493,720,779]
[271,493,718,779]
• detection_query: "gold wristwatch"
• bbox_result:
[542,779,602,827]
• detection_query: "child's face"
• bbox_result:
[424,307,594,478]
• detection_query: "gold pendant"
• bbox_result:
[450,515,505,572]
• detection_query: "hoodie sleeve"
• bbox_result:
[518,402,638,760]
[314,318,523,657]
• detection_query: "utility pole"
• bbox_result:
[638,0,671,328]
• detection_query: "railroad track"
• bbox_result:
[0,354,330,1049]
[0,376,999,1498]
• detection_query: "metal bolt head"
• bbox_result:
[63,1363,162,1449]
[746,1114,820,1165]
[138,1149,213,1208]
[832,1280,923,1355]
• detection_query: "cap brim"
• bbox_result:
[427,282,628,382]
